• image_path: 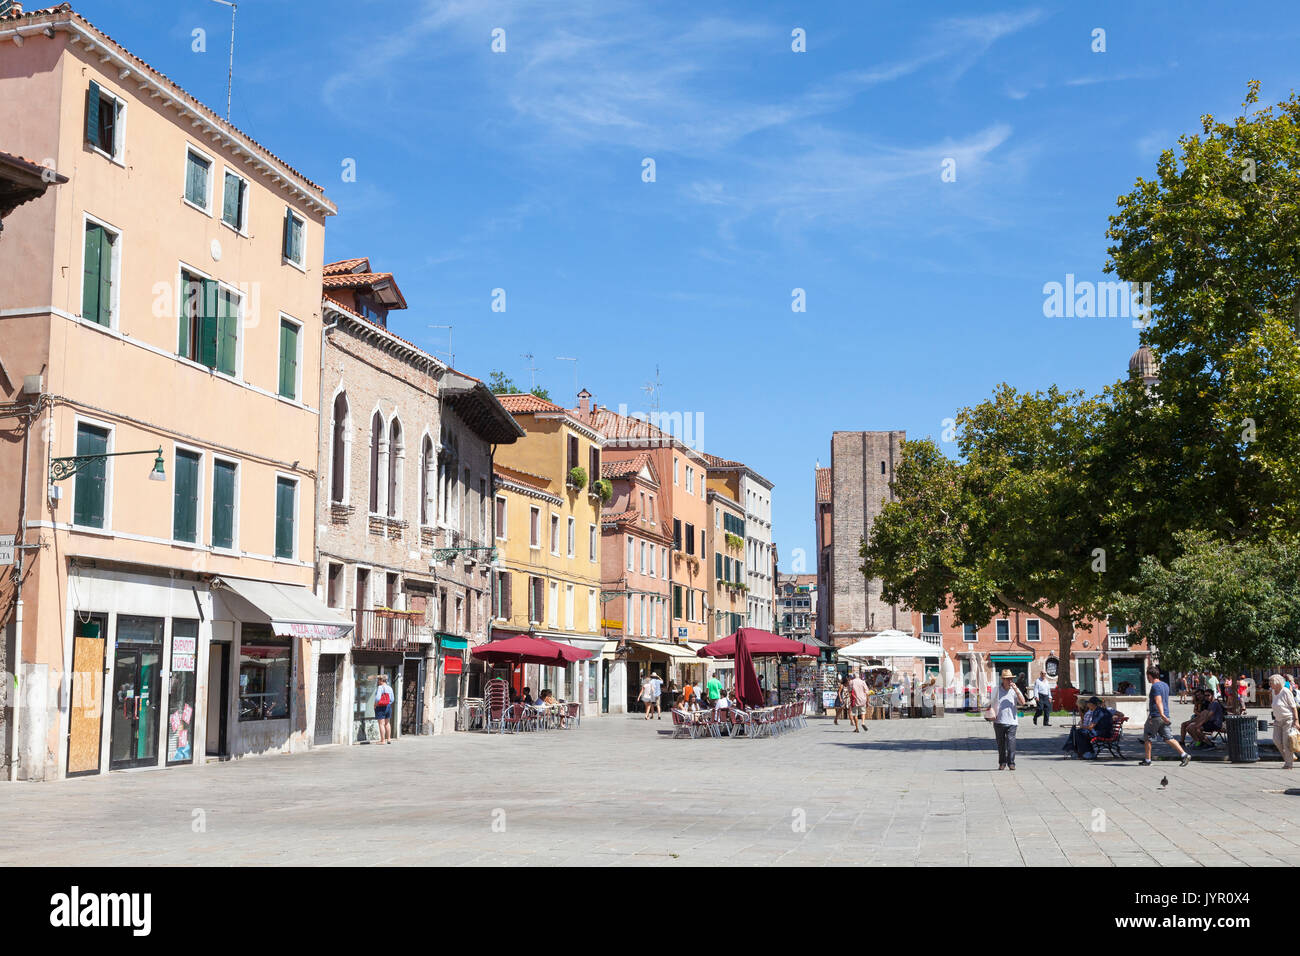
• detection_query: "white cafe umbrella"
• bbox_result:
[941,652,958,708]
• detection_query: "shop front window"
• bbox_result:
[167,619,199,763]
[238,628,290,721]
[354,663,384,743]
[586,660,598,704]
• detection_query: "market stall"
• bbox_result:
[838,630,943,716]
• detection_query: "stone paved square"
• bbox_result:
[4,707,1299,867]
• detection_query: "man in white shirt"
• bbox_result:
[1032,672,1054,726]
[648,673,664,720]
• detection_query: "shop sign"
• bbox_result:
[272,621,352,640]
[601,619,623,629]
[822,691,838,708]
[1045,657,1059,678]
[444,656,463,675]
[172,634,196,672]
[0,534,13,566]
[677,627,687,638]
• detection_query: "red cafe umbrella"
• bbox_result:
[696,627,821,659]
[471,634,592,665]
[733,629,765,708]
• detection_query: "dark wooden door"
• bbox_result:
[401,659,421,734]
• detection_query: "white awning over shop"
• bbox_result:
[627,640,698,661]
[212,577,354,640]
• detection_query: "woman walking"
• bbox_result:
[991,669,1026,770]
[1270,674,1298,770]
[374,673,395,744]
[834,674,850,725]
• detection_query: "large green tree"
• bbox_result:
[1114,530,1300,674]
[861,386,1112,688]
[1105,82,1300,541]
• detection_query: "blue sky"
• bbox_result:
[76,0,1300,571]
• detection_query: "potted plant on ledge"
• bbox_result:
[567,466,587,491]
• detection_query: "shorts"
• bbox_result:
[850,705,865,717]
[374,703,392,720]
[1143,716,1173,741]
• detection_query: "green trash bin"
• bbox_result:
[1225,713,1259,763]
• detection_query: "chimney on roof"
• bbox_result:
[577,388,591,420]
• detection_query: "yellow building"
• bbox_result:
[490,393,608,714]
[0,5,346,780]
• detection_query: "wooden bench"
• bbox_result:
[1090,711,1129,759]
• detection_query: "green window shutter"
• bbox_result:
[211,459,235,549]
[278,320,298,399]
[217,290,237,375]
[275,477,295,558]
[282,208,293,260]
[178,272,193,356]
[222,173,241,227]
[73,424,108,528]
[198,279,219,369]
[86,81,101,147]
[185,154,206,205]
[172,450,200,543]
[673,586,682,620]
[82,224,102,324]
[715,551,722,580]
[96,227,113,326]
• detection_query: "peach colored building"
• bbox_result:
[489,391,608,714]
[0,4,345,780]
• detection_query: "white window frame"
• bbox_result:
[277,312,304,402]
[220,167,250,234]
[210,454,241,553]
[566,516,576,558]
[182,143,215,216]
[626,535,633,571]
[529,506,541,550]
[550,512,560,556]
[69,415,115,532]
[496,496,509,542]
[963,624,978,642]
[274,472,300,562]
[565,584,575,630]
[79,212,123,331]
[629,594,638,637]
[588,588,598,633]
[170,441,205,546]
[1026,618,1041,642]
[282,206,307,271]
[588,523,597,562]
[686,466,694,494]
[995,619,1010,642]
[548,581,559,629]
[650,545,656,578]
[176,260,246,381]
[87,82,127,164]
[673,458,678,485]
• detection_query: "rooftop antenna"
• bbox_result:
[641,364,662,415]
[428,325,454,368]
[555,356,578,398]
[208,0,237,121]
[522,353,540,392]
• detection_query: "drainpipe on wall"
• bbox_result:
[7,395,40,781]
[315,307,338,599]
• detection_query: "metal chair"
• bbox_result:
[484,679,509,733]
[502,702,528,734]
[671,708,696,739]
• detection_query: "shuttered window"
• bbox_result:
[278,319,299,399]
[179,272,238,375]
[82,221,116,327]
[72,423,109,528]
[184,150,211,209]
[172,449,201,543]
[85,80,119,157]
[715,551,722,580]
[222,171,246,230]
[212,459,237,550]
[282,207,304,265]
[673,585,683,620]
[274,477,296,559]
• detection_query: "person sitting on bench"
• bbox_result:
[1182,690,1225,749]
[1065,696,1112,758]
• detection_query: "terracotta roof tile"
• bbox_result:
[588,407,674,443]
[493,464,554,493]
[497,392,563,414]
[322,271,394,289]
[323,257,369,275]
[816,467,831,503]
[600,453,651,479]
[601,509,639,524]
[702,452,744,469]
